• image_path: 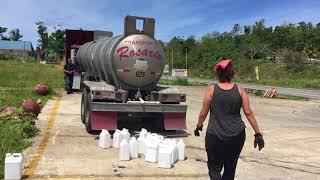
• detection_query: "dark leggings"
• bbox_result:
[205,130,245,180]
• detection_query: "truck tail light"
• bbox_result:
[95,91,101,97]
[179,95,186,102]
[115,92,122,100]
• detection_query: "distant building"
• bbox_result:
[0,40,35,58]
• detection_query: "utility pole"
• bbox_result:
[171,49,173,76]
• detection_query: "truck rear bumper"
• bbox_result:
[90,102,187,130]
[91,102,187,113]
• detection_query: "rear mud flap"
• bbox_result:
[91,111,117,130]
[164,113,186,130]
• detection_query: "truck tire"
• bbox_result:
[80,88,88,124]
[84,92,93,133]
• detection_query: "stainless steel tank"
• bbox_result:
[77,34,165,90]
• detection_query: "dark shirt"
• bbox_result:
[206,84,246,140]
[64,63,76,76]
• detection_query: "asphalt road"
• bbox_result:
[164,77,320,100]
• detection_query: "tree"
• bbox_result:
[35,21,49,50]
[47,29,65,59]
[243,25,251,35]
[242,35,269,60]
[0,26,9,40]
[231,24,241,36]
[9,28,23,41]
[303,45,317,62]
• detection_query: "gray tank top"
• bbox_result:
[206,84,246,140]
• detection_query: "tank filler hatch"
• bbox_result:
[124,16,155,38]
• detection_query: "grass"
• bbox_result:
[0,61,63,88]
[0,89,58,108]
[0,60,63,179]
[159,77,203,86]
[189,62,320,90]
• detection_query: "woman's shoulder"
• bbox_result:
[205,84,215,97]
[235,84,245,96]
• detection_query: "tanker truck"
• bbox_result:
[75,16,187,133]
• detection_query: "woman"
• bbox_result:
[194,59,265,180]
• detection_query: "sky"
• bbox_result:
[1,0,320,47]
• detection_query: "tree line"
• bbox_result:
[0,22,64,62]
[0,27,23,41]
[35,22,65,62]
[160,20,320,75]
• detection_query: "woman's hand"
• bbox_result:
[254,133,265,151]
[194,124,203,136]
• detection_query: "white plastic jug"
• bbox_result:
[158,146,172,169]
[121,128,131,143]
[173,140,179,163]
[119,139,130,161]
[138,130,149,155]
[139,128,147,137]
[165,139,178,164]
[5,153,23,180]
[113,129,123,148]
[129,137,139,158]
[138,136,147,155]
[99,129,111,149]
[145,138,159,163]
[177,139,186,161]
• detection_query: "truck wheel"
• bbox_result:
[80,89,87,124]
[84,93,93,133]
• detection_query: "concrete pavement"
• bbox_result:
[22,87,320,179]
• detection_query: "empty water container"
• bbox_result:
[145,134,161,163]
[140,128,147,137]
[119,139,130,161]
[129,137,139,158]
[145,141,159,163]
[138,130,149,155]
[158,143,173,169]
[5,153,23,180]
[165,139,178,164]
[177,139,186,161]
[121,128,131,143]
[113,129,123,148]
[99,129,111,149]
[138,135,146,155]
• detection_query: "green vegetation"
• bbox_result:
[35,22,65,62]
[161,20,320,89]
[0,26,23,41]
[159,77,202,86]
[0,61,63,88]
[0,119,34,178]
[233,63,320,89]
[0,61,63,179]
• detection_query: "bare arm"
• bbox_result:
[240,88,261,134]
[197,85,213,127]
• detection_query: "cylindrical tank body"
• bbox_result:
[77,34,165,90]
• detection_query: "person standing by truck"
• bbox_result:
[194,59,265,180]
[64,59,77,94]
